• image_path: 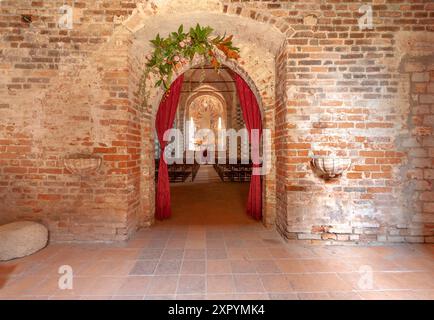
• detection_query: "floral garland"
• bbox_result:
[145,24,240,91]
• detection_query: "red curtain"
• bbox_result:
[234,73,263,220]
[155,75,184,220]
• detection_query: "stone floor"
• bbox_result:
[190,164,221,184]
[0,182,433,300]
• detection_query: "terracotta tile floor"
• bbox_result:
[0,182,433,300]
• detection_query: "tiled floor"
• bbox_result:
[0,182,433,300]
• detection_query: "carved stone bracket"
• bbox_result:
[64,154,102,176]
[311,156,351,180]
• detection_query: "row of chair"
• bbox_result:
[213,163,253,182]
[155,160,200,183]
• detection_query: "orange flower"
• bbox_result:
[216,43,239,59]
[216,44,229,55]
[226,49,240,59]
[211,56,219,68]
[223,35,233,44]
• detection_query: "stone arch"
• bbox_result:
[122,0,290,41]
[136,62,272,227]
[129,22,282,118]
[124,3,286,230]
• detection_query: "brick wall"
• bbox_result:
[398,55,434,243]
[0,0,433,243]
[0,0,139,240]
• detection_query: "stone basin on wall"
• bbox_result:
[64,154,102,176]
[311,157,352,180]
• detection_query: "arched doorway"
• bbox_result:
[133,59,275,229]
[126,7,286,233]
[153,65,264,225]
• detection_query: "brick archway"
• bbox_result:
[0,0,286,241]
[0,0,431,243]
[135,61,272,228]
[126,9,286,231]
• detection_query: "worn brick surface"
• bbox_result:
[0,0,433,242]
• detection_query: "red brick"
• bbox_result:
[103,155,130,161]
[4,167,28,174]
[38,194,61,201]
